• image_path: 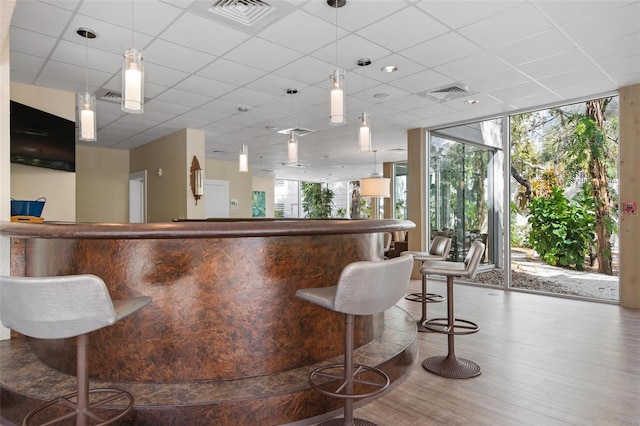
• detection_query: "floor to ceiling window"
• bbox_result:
[509,96,619,301]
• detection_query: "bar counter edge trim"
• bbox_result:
[0,219,415,239]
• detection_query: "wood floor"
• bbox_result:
[342,279,640,426]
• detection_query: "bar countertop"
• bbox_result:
[0,218,415,239]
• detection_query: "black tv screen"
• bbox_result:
[10,101,76,172]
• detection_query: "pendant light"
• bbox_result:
[287,132,298,164]
[286,88,299,164]
[361,150,390,198]
[328,0,346,126]
[77,28,96,142]
[357,58,372,152]
[239,144,248,172]
[122,0,144,114]
[238,107,249,172]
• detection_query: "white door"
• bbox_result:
[129,170,146,223]
[205,179,229,218]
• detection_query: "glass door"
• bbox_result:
[429,119,503,265]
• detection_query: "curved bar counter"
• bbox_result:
[0,219,418,425]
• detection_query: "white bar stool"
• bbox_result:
[296,256,413,426]
[420,241,485,379]
[0,274,151,425]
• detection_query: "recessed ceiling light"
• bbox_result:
[238,106,249,112]
[373,93,389,99]
[464,99,480,105]
[381,65,398,73]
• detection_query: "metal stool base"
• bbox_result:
[310,363,390,400]
[422,355,481,379]
[318,418,378,426]
[403,292,444,303]
[423,317,479,335]
[24,388,134,426]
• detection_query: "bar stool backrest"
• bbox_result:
[334,256,413,316]
[0,274,119,339]
[463,241,485,279]
[429,236,452,260]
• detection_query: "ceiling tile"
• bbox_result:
[245,74,309,97]
[160,11,251,56]
[144,39,216,73]
[50,40,122,74]
[224,37,304,72]
[10,1,72,37]
[400,31,481,69]
[197,58,267,86]
[562,2,640,48]
[77,0,182,36]
[459,2,555,49]
[310,34,392,71]
[540,65,611,91]
[534,0,632,26]
[174,75,236,98]
[488,81,550,102]
[9,27,58,58]
[155,88,211,107]
[491,29,577,66]
[416,1,520,29]
[274,56,336,86]
[516,50,594,80]
[356,6,449,52]
[434,52,508,83]
[583,32,640,63]
[464,68,531,92]
[144,98,192,116]
[303,0,408,32]
[9,52,46,75]
[144,62,190,87]
[220,87,279,108]
[257,10,341,54]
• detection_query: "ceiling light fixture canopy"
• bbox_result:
[77,28,97,142]
[357,57,372,152]
[122,0,144,114]
[328,0,346,126]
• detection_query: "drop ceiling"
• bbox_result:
[8,0,640,182]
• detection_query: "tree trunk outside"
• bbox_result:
[586,100,613,275]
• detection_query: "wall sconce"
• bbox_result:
[190,155,203,204]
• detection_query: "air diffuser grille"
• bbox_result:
[208,0,275,26]
[419,84,473,103]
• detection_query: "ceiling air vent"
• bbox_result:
[208,0,275,26]
[277,127,315,137]
[419,84,474,103]
[94,88,151,104]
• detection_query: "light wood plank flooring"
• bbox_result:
[344,279,640,426]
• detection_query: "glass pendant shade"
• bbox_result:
[329,68,345,125]
[287,132,298,164]
[239,144,248,172]
[122,47,144,114]
[359,112,371,152]
[361,177,391,198]
[77,92,96,142]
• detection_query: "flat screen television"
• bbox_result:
[10,101,76,172]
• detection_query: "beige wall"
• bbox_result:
[130,128,206,222]
[76,145,129,222]
[10,82,77,221]
[619,84,640,309]
[252,176,276,218]
[10,164,75,221]
[205,158,252,218]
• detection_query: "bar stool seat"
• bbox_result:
[420,241,485,379]
[0,274,151,425]
[296,256,413,426]
[400,236,451,332]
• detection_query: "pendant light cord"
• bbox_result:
[84,33,89,92]
[334,1,338,67]
[131,0,134,46]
